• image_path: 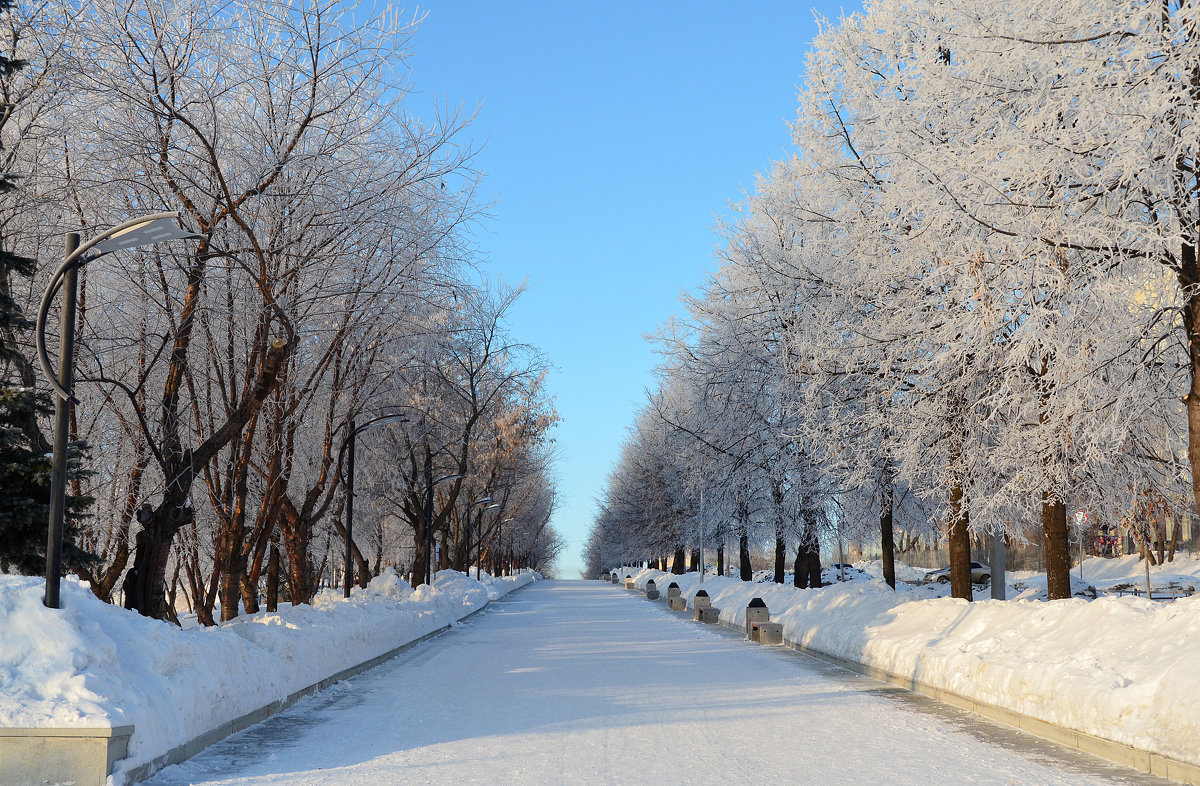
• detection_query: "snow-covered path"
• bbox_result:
[147,580,1166,785]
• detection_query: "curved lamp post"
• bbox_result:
[36,214,202,609]
[337,413,409,598]
[496,516,514,577]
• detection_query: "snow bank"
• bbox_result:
[620,564,1200,767]
[0,568,535,777]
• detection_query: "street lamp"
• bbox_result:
[337,413,409,598]
[496,516,514,577]
[425,472,464,587]
[465,497,499,580]
[36,213,202,609]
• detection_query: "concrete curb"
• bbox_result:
[638,583,1200,785]
[1,578,532,786]
[124,582,531,784]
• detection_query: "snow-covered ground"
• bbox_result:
[0,567,535,781]
[617,554,1200,769]
[144,581,1152,785]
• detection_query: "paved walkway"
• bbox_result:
[147,580,1168,785]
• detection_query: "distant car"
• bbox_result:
[830,563,854,571]
[925,562,991,584]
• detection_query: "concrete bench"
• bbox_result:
[751,621,784,645]
[694,606,719,624]
[746,598,769,640]
[668,596,687,612]
[645,580,660,600]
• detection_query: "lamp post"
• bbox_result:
[699,487,705,586]
[464,497,499,580]
[36,213,202,609]
[496,516,514,577]
[337,413,408,598]
[424,472,465,587]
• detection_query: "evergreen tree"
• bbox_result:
[0,0,92,575]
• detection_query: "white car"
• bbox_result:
[925,561,991,584]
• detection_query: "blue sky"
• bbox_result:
[401,2,858,577]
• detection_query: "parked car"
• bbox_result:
[925,561,991,584]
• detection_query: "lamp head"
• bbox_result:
[94,216,203,254]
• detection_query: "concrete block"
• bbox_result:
[745,599,769,640]
[668,596,687,612]
[666,582,681,600]
[753,621,783,645]
[694,606,719,623]
[0,726,133,786]
[624,578,636,589]
[645,587,660,600]
[693,590,712,610]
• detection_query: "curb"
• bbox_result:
[124,581,532,784]
[636,582,1199,785]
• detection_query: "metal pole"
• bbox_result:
[344,420,356,599]
[44,233,79,609]
[464,503,471,579]
[475,514,482,581]
[1078,526,1084,581]
[990,528,1006,601]
[426,472,434,586]
[699,488,705,586]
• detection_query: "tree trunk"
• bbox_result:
[880,471,896,590]
[671,546,685,574]
[716,545,724,577]
[126,336,291,620]
[773,531,786,583]
[1177,238,1200,538]
[948,484,972,601]
[739,531,751,581]
[127,500,192,621]
[1042,492,1071,599]
[806,544,822,588]
[266,544,280,612]
[280,499,317,605]
[793,544,807,588]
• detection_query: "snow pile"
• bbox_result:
[1010,552,1200,597]
[621,564,1200,767]
[0,568,536,777]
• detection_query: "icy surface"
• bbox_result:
[0,568,534,778]
[146,581,1154,785]
[618,561,1200,767]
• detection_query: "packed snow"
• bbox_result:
[616,554,1200,768]
[145,581,1148,786]
[0,568,535,780]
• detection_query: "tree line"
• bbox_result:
[0,0,563,623]
[586,0,1194,601]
